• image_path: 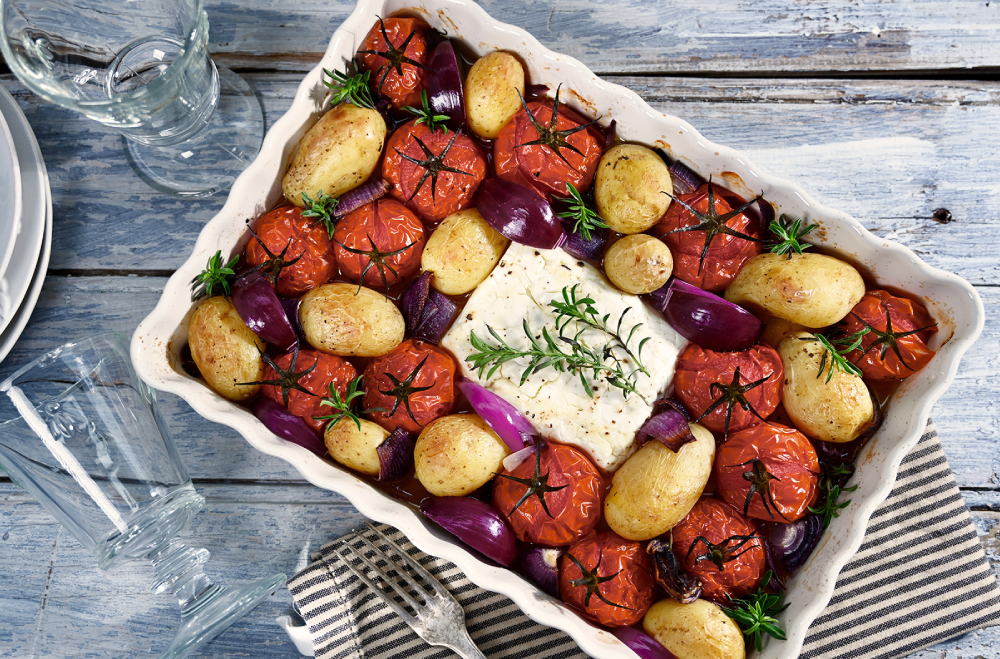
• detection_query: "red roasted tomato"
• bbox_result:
[559,531,655,627]
[244,205,337,297]
[259,348,358,434]
[839,290,938,381]
[333,199,426,291]
[673,343,783,441]
[492,442,603,547]
[362,339,456,433]
[715,423,820,523]
[357,17,430,109]
[382,120,487,221]
[653,182,763,292]
[494,95,603,199]
[671,497,766,602]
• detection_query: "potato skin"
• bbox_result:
[282,104,386,206]
[780,331,875,443]
[759,317,807,350]
[324,418,390,476]
[604,234,674,295]
[188,296,264,401]
[605,423,715,541]
[643,599,746,659]
[724,253,865,329]
[594,144,673,234]
[464,51,525,139]
[299,283,404,357]
[421,208,509,295]
[414,414,510,496]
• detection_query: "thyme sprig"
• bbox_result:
[322,61,375,109]
[808,463,857,529]
[800,333,864,383]
[403,89,450,133]
[314,376,384,431]
[191,250,239,301]
[301,191,340,238]
[554,182,608,241]
[722,572,789,652]
[769,215,818,258]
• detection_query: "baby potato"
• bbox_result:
[300,283,404,357]
[604,234,674,295]
[643,599,745,659]
[414,414,510,497]
[188,296,264,401]
[605,423,715,541]
[324,417,390,476]
[464,51,525,139]
[421,208,509,295]
[724,252,865,328]
[760,317,808,350]
[780,331,876,443]
[282,104,386,206]
[594,144,673,234]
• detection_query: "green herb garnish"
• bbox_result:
[301,191,340,238]
[314,376,382,430]
[808,463,857,529]
[191,250,239,301]
[554,183,608,242]
[799,333,864,383]
[722,572,789,652]
[322,61,375,109]
[769,215,818,258]
[403,89,450,133]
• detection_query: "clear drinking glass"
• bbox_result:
[0,0,263,197]
[0,334,285,659]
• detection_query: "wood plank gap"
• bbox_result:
[594,68,1000,81]
[46,269,177,278]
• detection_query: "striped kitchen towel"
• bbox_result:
[288,424,1000,659]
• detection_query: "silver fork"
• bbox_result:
[332,522,488,659]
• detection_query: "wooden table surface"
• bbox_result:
[1,1,999,657]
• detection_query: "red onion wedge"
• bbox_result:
[401,272,459,345]
[425,40,466,130]
[280,297,304,339]
[421,496,517,567]
[525,84,549,101]
[231,271,298,352]
[251,397,326,456]
[636,409,696,452]
[600,118,618,152]
[611,627,679,659]
[458,378,537,451]
[376,428,416,481]
[336,178,391,218]
[764,514,823,575]
[475,178,566,250]
[650,278,763,352]
[559,217,607,262]
[516,545,561,597]
[667,159,705,196]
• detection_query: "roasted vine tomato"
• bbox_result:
[493,97,603,199]
[382,120,488,222]
[259,348,358,434]
[715,423,820,524]
[492,442,604,547]
[333,199,426,291]
[244,205,337,297]
[357,17,430,109]
[839,289,938,381]
[652,182,763,292]
[671,497,766,602]
[362,339,456,433]
[559,531,655,627]
[673,343,783,440]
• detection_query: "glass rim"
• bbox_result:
[0,331,131,395]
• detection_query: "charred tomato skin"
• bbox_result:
[493,442,604,547]
[245,204,337,297]
[494,100,603,199]
[671,497,766,602]
[362,339,456,433]
[559,531,656,627]
[333,199,426,290]
[357,17,430,109]
[840,289,937,381]
[715,423,821,523]
[653,183,763,292]
[382,120,488,222]
[261,349,358,434]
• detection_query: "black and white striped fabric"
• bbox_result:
[288,424,1000,659]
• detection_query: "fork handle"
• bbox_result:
[444,627,489,659]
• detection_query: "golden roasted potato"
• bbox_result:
[605,423,715,541]
[414,414,510,496]
[724,253,865,328]
[299,283,404,357]
[759,317,808,350]
[604,234,674,295]
[324,418,390,476]
[421,208,509,295]
[464,51,525,139]
[188,296,264,401]
[594,144,673,234]
[780,331,876,443]
[644,599,746,659]
[282,104,386,206]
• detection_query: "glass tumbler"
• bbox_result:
[0,333,285,658]
[0,0,264,197]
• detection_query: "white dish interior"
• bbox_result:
[132,1,985,657]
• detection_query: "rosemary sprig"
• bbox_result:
[722,572,789,652]
[554,183,608,241]
[300,191,340,238]
[191,250,239,301]
[808,463,857,529]
[403,89,450,133]
[769,215,818,258]
[323,61,375,109]
[313,376,383,430]
[799,333,864,383]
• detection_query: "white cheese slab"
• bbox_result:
[441,243,686,471]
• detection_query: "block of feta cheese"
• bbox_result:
[441,242,686,471]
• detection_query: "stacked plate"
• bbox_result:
[0,85,52,363]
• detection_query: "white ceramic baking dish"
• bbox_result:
[131,1,985,656]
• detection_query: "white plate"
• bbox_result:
[0,85,52,363]
[0,101,22,304]
[131,2,986,658]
